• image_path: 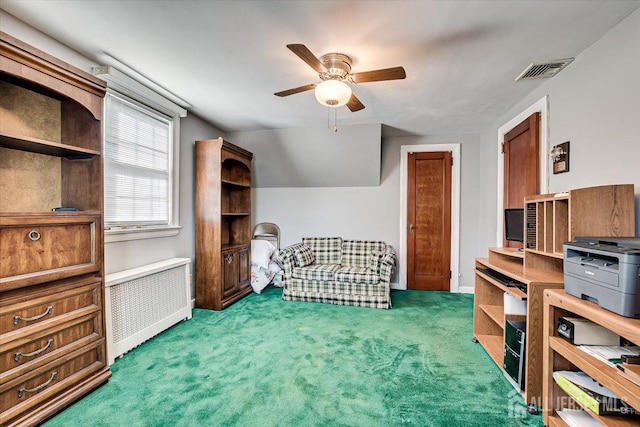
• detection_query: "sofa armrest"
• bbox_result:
[379,246,396,285]
[277,242,305,279]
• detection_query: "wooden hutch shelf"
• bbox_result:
[0,31,110,426]
[0,132,100,159]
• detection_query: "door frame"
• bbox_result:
[399,143,461,292]
[496,96,549,246]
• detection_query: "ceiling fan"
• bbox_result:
[274,44,406,112]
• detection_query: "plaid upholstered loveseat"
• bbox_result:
[279,237,396,309]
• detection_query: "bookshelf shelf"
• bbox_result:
[543,289,640,426]
[474,251,564,405]
[480,304,505,328]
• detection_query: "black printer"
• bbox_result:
[563,237,640,318]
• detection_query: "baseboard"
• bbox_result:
[390,283,473,293]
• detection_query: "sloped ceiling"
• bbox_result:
[229,124,382,187]
[1,1,638,136]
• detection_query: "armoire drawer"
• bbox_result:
[0,313,102,383]
[0,213,101,291]
[0,278,102,340]
[0,340,105,421]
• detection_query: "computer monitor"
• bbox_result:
[505,208,524,243]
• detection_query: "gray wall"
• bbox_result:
[243,132,481,289]
[229,124,381,187]
[478,8,640,250]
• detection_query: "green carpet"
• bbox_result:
[44,287,543,426]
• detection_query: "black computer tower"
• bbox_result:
[504,320,526,390]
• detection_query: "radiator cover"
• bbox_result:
[105,258,192,365]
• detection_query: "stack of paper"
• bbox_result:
[578,345,640,366]
[557,409,603,427]
[553,371,639,416]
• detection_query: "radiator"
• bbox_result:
[105,258,192,365]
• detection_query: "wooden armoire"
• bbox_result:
[0,32,110,425]
[195,138,253,310]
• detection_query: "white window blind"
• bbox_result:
[104,93,173,228]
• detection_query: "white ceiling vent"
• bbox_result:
[515,58,574,81]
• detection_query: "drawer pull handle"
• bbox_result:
[18,371,57,398]
[13,306,53,325]
[28,230,41,241]
[14,339,54,362]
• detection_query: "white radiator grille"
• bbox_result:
[105,258,192,365]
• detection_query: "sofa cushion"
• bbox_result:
[292,264,341,281]
[334,266,380,285]
[287,278,389,297]
[293,244,315,267]
[367,251,384,274]
[302,237,342,265]
[341,240,387,267]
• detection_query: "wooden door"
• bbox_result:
[237,246,250,289]
[407,151,452,291]
[503,113,540,247]
[221,249,238,298]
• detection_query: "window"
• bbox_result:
[95,65,188,242]
[104,93,173,229]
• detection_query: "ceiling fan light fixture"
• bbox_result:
[314,80,352,108]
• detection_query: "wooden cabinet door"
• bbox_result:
[221,249,238,298]
[237,247,250,289]
[0,214,101,291]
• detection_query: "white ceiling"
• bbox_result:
[2,1,638,136]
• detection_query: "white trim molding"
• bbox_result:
[105,225,182,243]
[398,144,461,292]
[93,65,188,118]
[496,96,549,246]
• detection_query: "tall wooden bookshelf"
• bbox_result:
[194,138,253,310]
[473,184,635,410]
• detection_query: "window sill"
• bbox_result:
[105,225,182,243]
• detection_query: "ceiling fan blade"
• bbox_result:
[350,66,406,83]
[287,44,327,73]
[274,83,317,97]
[346,93,365,112]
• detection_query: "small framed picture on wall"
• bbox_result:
[552,141,570,174]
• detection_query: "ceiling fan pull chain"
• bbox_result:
[334,108,338,132]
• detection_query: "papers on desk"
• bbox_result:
[578,345,640,366]
[557,409,603,427]
[555,371,617,398]
[553,370,639,416]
